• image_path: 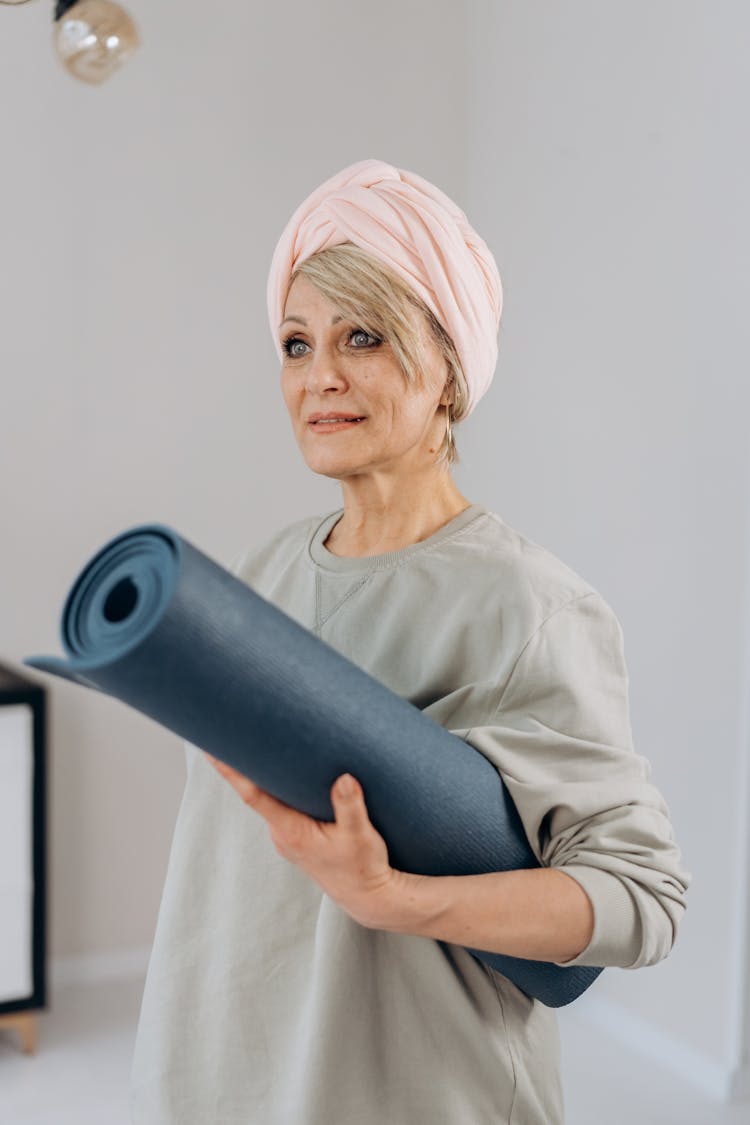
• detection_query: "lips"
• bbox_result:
[308,414,366,424]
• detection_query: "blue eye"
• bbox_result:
[350,329,380,347]
[282,336,307,358]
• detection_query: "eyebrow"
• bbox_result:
[279,314,345,330]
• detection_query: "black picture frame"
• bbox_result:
[0,661,47,1018]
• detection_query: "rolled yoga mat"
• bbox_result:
[24,523,604,1008]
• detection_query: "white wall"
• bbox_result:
[462,0,750,1102]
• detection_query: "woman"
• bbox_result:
[129,158,691,1125]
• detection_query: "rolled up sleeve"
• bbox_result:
[465,591,692,970]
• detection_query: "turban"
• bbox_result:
[266,158,503,419]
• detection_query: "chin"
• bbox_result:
[299,429,382,473]
[301,450,365,478]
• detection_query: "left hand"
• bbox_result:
[204,753,404,930]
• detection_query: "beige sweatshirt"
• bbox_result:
[129,501,691,1125]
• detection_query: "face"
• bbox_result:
[279,273,450,481]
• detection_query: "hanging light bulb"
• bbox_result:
[52,0,139,85]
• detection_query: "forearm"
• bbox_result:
[382,866,595,963]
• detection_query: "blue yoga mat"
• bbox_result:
[24,522,603,1007]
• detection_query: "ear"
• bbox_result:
[439,377,455,408]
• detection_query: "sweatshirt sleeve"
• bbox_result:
[464,590,692,970]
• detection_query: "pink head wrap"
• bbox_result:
[266,158,503,419]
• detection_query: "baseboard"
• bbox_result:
[576,994,750,1104]
[729,1060,750,1100]
[50,945,151,990]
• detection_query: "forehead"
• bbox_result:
[283,274,333,313]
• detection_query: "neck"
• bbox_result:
[324,468,472,558]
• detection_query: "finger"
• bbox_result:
[204,752,232,775]
[331,774,366,829]
[204,753,263,805]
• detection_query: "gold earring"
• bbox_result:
[446,406,452,447]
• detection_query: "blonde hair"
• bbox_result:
[287,242,468,467]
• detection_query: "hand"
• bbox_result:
[203,753,404,930]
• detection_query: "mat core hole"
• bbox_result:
[103,577,139,623]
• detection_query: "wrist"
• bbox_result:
[368,869,447,935]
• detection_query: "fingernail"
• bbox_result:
[338,774,355,796]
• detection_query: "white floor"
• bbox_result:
[0,976,748,1125]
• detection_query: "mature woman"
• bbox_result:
[129,158,691,1125]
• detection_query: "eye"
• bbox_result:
[281,335,308,358]
[349,329,380,347]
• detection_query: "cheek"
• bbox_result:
[396,397,432,429]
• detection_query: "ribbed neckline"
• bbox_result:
[306,502,490,574]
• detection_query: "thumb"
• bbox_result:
[332,773,362,820]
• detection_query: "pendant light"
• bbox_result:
[1,0,140,85]
[53,0,139,84]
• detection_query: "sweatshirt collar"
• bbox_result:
[307,502,489,574]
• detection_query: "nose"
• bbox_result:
[304,342,349,395]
